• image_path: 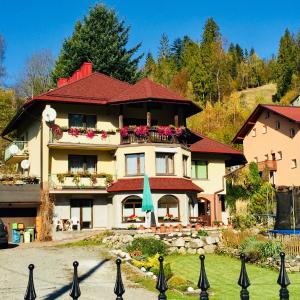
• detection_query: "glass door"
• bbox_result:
[70,199,93,229]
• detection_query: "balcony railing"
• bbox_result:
[4,141,28,162]
[257,160,277,172]
[120,126,188,145]
[0,174,40,185]
[48,173,112,190]
[49,126,119,146]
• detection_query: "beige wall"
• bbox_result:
[115,144,191,179]
[243,110,300,186]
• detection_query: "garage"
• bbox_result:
[0,185,40,241]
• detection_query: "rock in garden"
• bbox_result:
[152,275,157,280]
[169,247,177,253]
[197,248,205,255]
[174,237,185,247]
[146,271,153,276]
[187,248,197,254]
[178,247,186,254]
[204,244,216,253]
[187,287,194,292]
[190,239,204,249]
[205,236,214,245]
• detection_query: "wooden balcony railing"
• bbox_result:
[257,160,277,172]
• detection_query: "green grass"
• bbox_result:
[166,254,300,300]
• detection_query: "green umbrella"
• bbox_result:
[142,175,154,212]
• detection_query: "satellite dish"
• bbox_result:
[21,159,30,170]
[9,144,19,155]
[42,107,57,122]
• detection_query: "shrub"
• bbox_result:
[126,237,168,257]
[240,236,283,262]
[168,275,189,291]
[131,253,160,270]
[151,262,173,281]
[198,229,208,237]
[232,214,256,230]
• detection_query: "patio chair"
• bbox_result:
[70,217,80,231]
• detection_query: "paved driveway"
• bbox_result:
[0,244,156,299]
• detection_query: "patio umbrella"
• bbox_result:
[142,175,154,228]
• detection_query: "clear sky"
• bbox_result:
[1,0,300,86]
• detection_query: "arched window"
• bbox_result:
[122,196,145,223]
[157,195,179,222]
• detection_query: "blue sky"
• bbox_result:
[1,0,300,86]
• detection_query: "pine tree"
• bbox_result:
[276,29,296,99]
[52,4,143,83]
[143,53,156,78]
[158,33,171,59]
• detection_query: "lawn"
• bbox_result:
[165,254,300,300]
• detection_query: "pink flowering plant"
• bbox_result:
[101,130,107,139]
[134,126,149,138]
[86,130,95,139]
[69,127,80,137]
[120,127,129,137]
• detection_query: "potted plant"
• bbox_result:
[213,220,221,228]
[186,224,191,230]
[160,224,166,233]
[177,224,183,231]
[127,214,141,222]
[138,225,145,231]
[195,223,201,231]
[151,225,156,233]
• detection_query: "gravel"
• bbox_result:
[0,244,156,299]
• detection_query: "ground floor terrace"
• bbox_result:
[52,190,228,233]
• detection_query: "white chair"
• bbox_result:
[70,217,80,231]
[55,219,63,231]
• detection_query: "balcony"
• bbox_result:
[4,141,29,163]
[0,174,40,185]
[48,173,112,192]
[48,126,119,150]
[257,160,277,172]
[120,126,189,145]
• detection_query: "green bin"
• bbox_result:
[12,223,18,230]
[27,227,35,241]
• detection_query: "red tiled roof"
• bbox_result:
[190,132,242,155]
[107,177,203,193]
[232,104,300,144]
[111,78,191,103]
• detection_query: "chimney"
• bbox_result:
[57,62,93,87]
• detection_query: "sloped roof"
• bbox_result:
[232,104,300,144]
[189,132,246,166]
[111,78,191,103]
[107,177,203,193]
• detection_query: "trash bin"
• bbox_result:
[24,231,31,243]
[12,229,20,244]
[27,227,35,242]
[12,223,18,230]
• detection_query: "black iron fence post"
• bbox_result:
[156,256,168,300]
[70,261,81,299]
[198,255,210,300]
[24,264,36,300]
[238,253,250,300]
[114,259,125,300]
[277,252,290,300]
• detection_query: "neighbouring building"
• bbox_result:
[232,104,300,186]
[1,62,244,236]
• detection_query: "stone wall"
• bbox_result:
[102,231,220,255]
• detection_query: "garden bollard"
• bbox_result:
[238,253,250,300]
[198,255,210,300]
[277,252,290,300]
[24,264,36,300]
[70,261,81,299]
[114,259,125,300]
[156,256,168,300]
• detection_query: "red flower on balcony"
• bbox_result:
[164,126,173,137]
[127,214,141,222]
[50,124,63,139]
[120,127,129,137]
[157,126,165,135]
[101,130,107,139]
[134,126,149,137]
[86,130,95,139]
[69,127,80,137]
[175,127,184,137]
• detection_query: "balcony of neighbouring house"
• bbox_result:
[257,160,277,172]
[48,125,119,150]
[119,126,189,146]
[0,174,40,185]
[4,141,29,163]
[48,173,113,192]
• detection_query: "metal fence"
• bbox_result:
[23,252,291,300]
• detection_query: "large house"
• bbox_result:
[233,104,300,186]
[1,63,244,234]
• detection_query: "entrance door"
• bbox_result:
[70,200,93,229]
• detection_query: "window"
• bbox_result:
[68,155,97,173]
[125,153,145,176]
[156,153,174,175]
[278,151,283,160]
[276,121,280,130]
[69,114,96,129]
[262,125,267,134]
[265,111,270,119]
[254,157,258,163]
[292,159,297,169]
[122,196,145,222]
[183,155,188,177]
[290,128,296,138]
[265,154,269,161]
[191,160,208,179]
[158,195,179,222]
[272,153,276,161]
[252,128,256,137]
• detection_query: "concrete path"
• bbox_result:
[0,244,156,299]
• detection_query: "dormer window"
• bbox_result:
[275,121,280,130]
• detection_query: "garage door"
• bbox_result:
[0,208,37,241]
